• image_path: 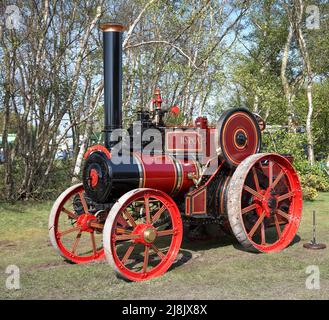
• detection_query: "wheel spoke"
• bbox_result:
[72,231,82,254]
[258,161,265,172]
[142,246,150,273]
[62,207,78,220]
[79,192,89,213]
[248,212,265,238]
[277,191,294,202]
[89,221,104,230]
[274,214,282,238]
[260,222,266,245]
[271,170,284,189]
[268,160,273,188]
[243,185,263,200]
[276,209,291,221]
[252,167,261,192]
[151,244,165,259]
[90,232,97,254]
[117,214,130,228]
[115,233,140,241]
[152,205,166,224]
[121,245,135,264]
[144,196,150,224]
[123,210,137,228]
[157,229,174,237]
[241,203,257,215]
[58,226,81,237]
[116,227,132,234]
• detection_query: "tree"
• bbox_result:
[0,0,105,199]
[285,0,315,164]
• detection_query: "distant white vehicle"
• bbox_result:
[54,149,72,160]
[0,148,4,163]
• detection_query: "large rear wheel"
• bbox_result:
[226,153,302,252]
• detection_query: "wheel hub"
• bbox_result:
[144,228,157,243]
[235,130,247,148]
[77,213,96,232]
[256,189,278,217]
[267,197,277,210]
[132,224,157,245]
[252,189,279,218]
[89,168,99,188]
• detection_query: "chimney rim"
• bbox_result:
[99,23,127,32]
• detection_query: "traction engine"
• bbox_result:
[48,23,303,281]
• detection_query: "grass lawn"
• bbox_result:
[0,193,328,300]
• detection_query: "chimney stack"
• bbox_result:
[99,23,126,149]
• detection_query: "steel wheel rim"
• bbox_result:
[104,188,183,281]
[227,153,302,253]
[49,184,105,263]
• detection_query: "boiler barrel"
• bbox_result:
[83,151,199,203]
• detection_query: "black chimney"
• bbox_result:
[100,23,126,149]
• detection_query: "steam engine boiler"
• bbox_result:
[49,23,303,282]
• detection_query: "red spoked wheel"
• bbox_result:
[49,184,105,263]
[103,188,183,281]
[226,153,302,252]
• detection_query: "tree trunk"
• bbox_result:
[2,46,14,201]
[253,94,259,113]
[293,0,315,165]
[72,84,103,183]
[72,133,88,184]
[306,81,315,165]
[281,25,296,132]
[2,87,14,200]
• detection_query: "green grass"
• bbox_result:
[0,194,328,300]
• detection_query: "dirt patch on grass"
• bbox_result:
[30,260,68,271]
[0,240,17,248]
[30,258,107,272]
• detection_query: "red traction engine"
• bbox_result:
[49,23,303,281]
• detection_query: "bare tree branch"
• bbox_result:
[125,40,204,70]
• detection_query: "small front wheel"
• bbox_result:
[49,184,105,263]
[103,188,183,281]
